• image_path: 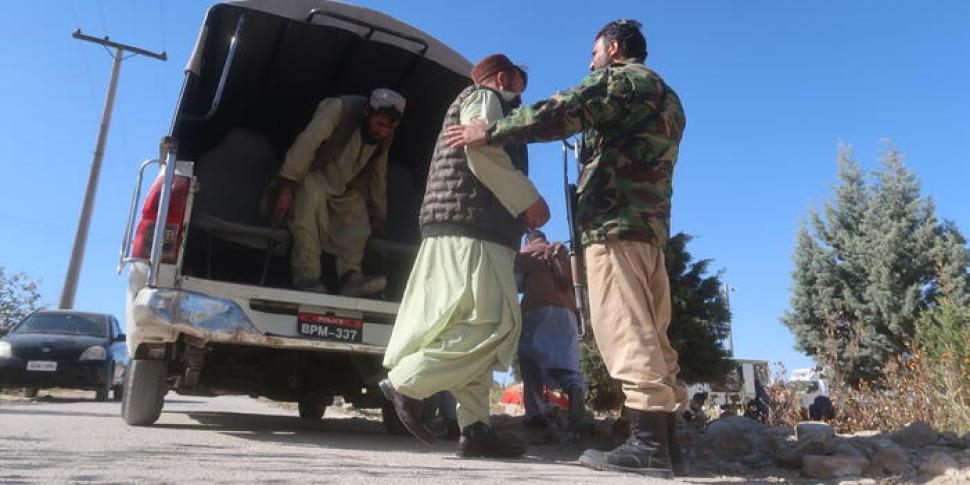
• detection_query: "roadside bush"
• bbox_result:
[822,299,970,434]
[764,363,802,428]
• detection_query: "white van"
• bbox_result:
[118,0,472,429]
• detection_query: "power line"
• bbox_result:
[95,0,110,36]
[157,0,167,52]
[67,0,83,28]
[156,0,169,101]
[67,0,100,108]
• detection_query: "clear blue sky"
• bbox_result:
[1,1,968,376]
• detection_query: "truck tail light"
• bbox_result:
[131,175,191,264]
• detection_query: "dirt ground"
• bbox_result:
[5,388,967,484]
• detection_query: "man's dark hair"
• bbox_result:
[527,230,546,241]
[595,19,647,62]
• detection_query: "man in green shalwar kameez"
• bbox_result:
[380,54,550,458]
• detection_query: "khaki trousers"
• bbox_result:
[585,240,686,412]
[289,170,370,285]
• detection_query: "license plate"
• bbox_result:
[27,361,57,372]
[297,313,363,343]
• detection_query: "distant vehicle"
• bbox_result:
[117,0,472,428]
[0,310,128,400]
[686,359,769,417]
[788,367,830,413]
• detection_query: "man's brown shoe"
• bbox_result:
[459,422,526,458]
[378,379,435,445]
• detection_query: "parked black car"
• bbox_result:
[0,310,128,400]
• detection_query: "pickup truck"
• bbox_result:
[118,0,472,430]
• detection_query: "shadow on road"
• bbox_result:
[156,409,448,454]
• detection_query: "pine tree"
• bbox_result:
[931,221,970,308]
[580,232,734,411]
[784,143,969,386]
[665,233,735,384]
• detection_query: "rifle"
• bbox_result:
[562,139,589,338]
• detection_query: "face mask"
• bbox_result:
[498,90,522,108]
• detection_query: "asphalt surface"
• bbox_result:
[0,391,686,484]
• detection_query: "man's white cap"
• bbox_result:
[370,88,406,115]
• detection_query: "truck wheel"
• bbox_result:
[298,399,326,420]
[382,401,409,436]
[121,359,167,426]
[112,384,123,401]
[298,391,332,420]
[23,387,38,399]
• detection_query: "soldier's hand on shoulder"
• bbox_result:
[444,119,489,148]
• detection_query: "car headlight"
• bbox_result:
[79,346,107,361]
[0,341,12,359]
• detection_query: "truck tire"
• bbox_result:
[23,387,38,399]
[121,359,167,426]
[298,398,326,420]
[298,391,332,420]
[381,401,409,436]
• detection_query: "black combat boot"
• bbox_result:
[579,409,673,478]
[667,412,689,476]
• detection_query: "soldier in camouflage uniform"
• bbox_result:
[445,20,687,478]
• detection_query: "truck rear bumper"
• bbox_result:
[130,287,391,356]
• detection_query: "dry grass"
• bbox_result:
[763,363,803,429]
[762,343,970,436]
[828,350,970,435]
[769,311,970,435]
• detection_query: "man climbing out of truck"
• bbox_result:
[379,54,550,458]
[269,88,405,296]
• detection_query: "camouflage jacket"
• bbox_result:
[490,58,686,247]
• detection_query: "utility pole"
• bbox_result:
[59,30,166,309]
[722,283,737,357]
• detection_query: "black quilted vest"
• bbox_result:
[419,85,529,248]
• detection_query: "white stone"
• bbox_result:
[837,479,877,485]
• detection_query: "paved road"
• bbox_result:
[0,392,685,484]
